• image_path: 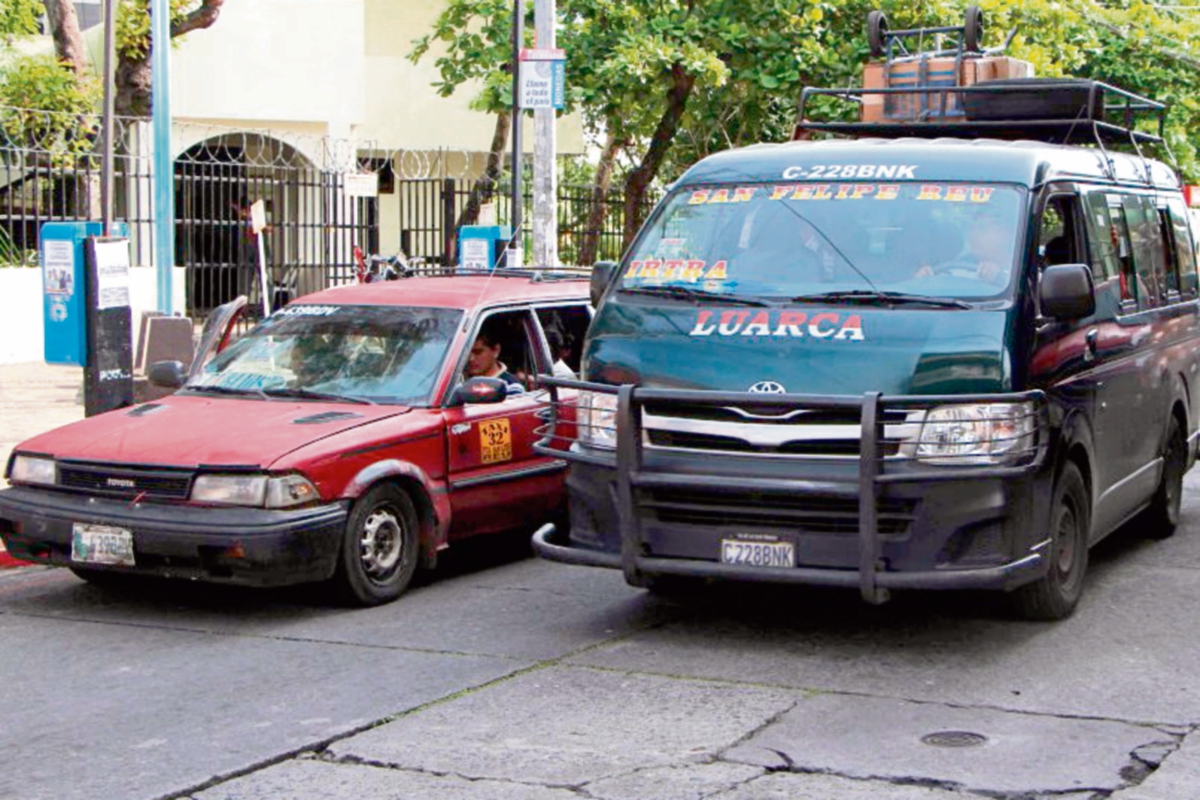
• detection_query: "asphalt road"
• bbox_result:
[2,476,1200,800]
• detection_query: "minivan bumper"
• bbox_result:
[535,380,1052,603]
[0,485,349,586]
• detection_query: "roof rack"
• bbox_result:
[391,265,592,283]
[795,79,1166,147]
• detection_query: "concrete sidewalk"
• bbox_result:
[0,361,84,565]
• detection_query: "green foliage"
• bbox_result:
[414,0,1200,191]
[117,0,198,60]
[0,225,37,267]
[0,54,100,158]
[0,0,42,36]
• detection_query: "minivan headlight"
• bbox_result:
[577,391,618,449]
[916,402,1037,465]
[191,474,321,508]
[9,455,56,486]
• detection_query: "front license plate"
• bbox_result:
[720,539,795,568]
[71,523,135,567]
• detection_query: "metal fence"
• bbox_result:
[1,108,655,318]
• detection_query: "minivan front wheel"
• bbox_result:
[332,483,420,606]
[1012,462,1089,621]
[1142,414,1185,539]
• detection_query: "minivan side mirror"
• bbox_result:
[590,261,618,307]
[148,360,188,389]
[1040,264,1096,320]
[447,377,508,407]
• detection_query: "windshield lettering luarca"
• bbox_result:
[689,309,865,340]
[621,181,1025,300]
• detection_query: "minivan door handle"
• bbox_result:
[1084,328,1099,362]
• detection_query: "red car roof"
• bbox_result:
[295,273,590,311]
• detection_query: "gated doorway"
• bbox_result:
[175,134,375,317]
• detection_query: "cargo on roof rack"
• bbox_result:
[795,78,1166,146]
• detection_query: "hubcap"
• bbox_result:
[359,508,403,581]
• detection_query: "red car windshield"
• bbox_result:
[190,304,463,405]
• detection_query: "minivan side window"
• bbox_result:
[1038,195,1080,267]
[1166,197,1199,298]
[1123,195,1167,309]
[1083,190,1135,307]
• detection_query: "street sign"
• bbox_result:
[518,48,566,110]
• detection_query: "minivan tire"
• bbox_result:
[1011,462,1089,621]
[1142,414,1186,539]
[332,483,420,606]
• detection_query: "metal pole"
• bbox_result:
[510,0,523,265]
[151,0,174,313]
[99,0,117,236]
[532,0,557,266]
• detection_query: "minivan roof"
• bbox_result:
[675,137,1180,192]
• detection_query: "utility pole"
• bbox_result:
[509,0,524,267]
[532,0,557,266]
[99,0,117,236]
[151,0,174,312]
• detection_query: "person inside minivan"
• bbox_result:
[914,206,1012,286]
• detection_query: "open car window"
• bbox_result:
[189,304,463,405]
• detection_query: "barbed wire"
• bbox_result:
[0,105,498,180]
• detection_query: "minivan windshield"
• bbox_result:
[188,304,463,405]
[621,182,1026,301]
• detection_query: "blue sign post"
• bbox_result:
[41,221,103,366]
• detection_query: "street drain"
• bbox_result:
[921,731,989,748]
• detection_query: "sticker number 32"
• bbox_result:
[479,418,513,464]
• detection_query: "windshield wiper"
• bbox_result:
[789,290,973,310]
[260,387,377,405]
[184,384,269,400]
[618,285,772,307]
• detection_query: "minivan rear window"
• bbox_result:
[622,182,1026,300]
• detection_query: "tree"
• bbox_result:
[416,0,1200,261]
[410,0,520,243]
[40,0,225,117]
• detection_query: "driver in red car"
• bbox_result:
[465,329,521,386]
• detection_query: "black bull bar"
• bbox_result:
[533,377,1049,604]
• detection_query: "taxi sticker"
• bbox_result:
[479,418,513,464]
[626,259,728,282]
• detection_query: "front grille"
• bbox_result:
[58,463,194,500]
[642,405,921,459]
[646,429,901,457]
[641,486,917,536]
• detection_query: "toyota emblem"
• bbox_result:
[748,381,787,394]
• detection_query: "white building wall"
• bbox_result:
[171,0,366,139]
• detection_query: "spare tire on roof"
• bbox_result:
[963,78,1105,123]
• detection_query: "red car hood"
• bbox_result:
[18,394,411,469]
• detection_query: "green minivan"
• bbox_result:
[535,80,1200,619]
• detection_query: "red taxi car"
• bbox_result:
[0,271,591,605]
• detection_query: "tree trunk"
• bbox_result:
[113,0,226,118]
[453,109,512,248]
[622,64,696,250]
[578,126,626,266]
[42,0,88,76]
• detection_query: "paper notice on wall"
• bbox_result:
[92,238,131,310]
[461,238,490,270]
[43,240,75,298]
